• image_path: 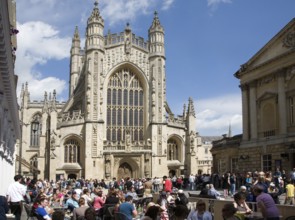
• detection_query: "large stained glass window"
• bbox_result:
[106,69,144,142]
[64,139,80,163]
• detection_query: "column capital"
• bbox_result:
[249,81,257,88]
[239,84,248,91]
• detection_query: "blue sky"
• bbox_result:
[15,0,295,136]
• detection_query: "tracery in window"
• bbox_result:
[167,139,180,161]
[64,139,80,163]
[30,114,42,147]
[106,69,144,142]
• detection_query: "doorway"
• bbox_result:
[68,173,77,179]
[117,162,133,179]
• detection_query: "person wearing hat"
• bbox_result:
[175,189,188,206]
[267,182,279,204]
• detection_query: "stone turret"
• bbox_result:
[20,82,30,109]
[148,12,166,123]
[148,11,165,58]
[186,97,196,132]
[69,26,81,96]
[85,0,105,52]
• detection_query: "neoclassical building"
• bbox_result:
[211,18,295,173]
[0,0,20,195]
[19,2,203,181]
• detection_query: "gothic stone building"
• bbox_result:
[211,18,295,174]
[19,3,201,181]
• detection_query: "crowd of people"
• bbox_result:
[0,167,294,220]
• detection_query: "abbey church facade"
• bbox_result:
[18,3,202,181]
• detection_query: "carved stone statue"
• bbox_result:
[126,130,131,151]
[125,37,131,54]
[190,131,195,146]
[105,161,111,174]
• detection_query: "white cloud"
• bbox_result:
[15,21,71,100]
[15,0,176,101]
[162,0,175,10]
[101,0,156,26]
[195,93,242,136]
[26,78,67,102]
[207,0,232,11]
[207,0,232,6]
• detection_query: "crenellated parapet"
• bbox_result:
[103,140,152,151]
[104,32,148,51]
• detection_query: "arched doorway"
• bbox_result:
[117,162,133,179]
[68,173,77,179]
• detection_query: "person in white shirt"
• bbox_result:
[6,175,27,220]
[189,174,196,190]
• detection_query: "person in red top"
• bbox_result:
[163,176,172,192]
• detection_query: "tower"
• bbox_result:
[84,0,105,175]
[69,26,81,97]
[148,11,166,123]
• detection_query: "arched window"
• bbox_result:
[30,114,42,147]
[167,139,179,161]
[106,69,144,142]
[64,139,80,163]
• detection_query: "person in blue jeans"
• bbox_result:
[229,173,236,196]
[0,195,9,220]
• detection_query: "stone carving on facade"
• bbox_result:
[105,161,111,178]
[125,37,131,54]
[258,74,275,87]
[190,131,195,146]
[114,158,120,166]
[93,124,97,133]
[285,66,295,82]
[283,30,295,48]
[118,164,131,178]
[152,77,156,91]
[133,157,140,165]
[125,130,131,151]
[152,92,155,105]
[144,162,150,177]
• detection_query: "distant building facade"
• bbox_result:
[197,136,222,174]
[211,18,295,174]
[18,3,208,180]
[0,0,20,195]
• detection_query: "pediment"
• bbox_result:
[236,18,295,76]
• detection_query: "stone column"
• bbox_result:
[240,84,249,141]
[249,82,257,139]
[277,71,287,135]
